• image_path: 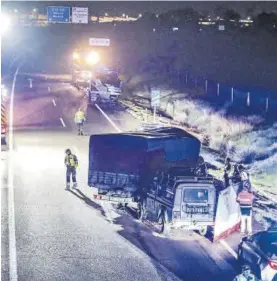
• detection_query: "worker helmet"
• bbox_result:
[65,149,71,154]
[242,265,251,272]
[238,164,244,171]
[225,157,231,162]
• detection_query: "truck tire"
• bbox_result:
[138,200,147,221]
[157,214,166,234]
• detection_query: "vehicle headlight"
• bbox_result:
[86,52,100,65]
[73,52,80,60]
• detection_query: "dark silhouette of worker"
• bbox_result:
[195,156,208,177]
[238,164,252,193]
[232,164,241,184]
[224,157,232,187]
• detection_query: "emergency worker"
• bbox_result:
[232,164,241,184]
[232,265,260,281]
[238,165,252,192]
[237,187,255,235]
[224,157,232,187]
[64,149,78,190]
[74,108,86,135]
[195,156,208,177]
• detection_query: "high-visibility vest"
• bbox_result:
[237,190,255,206]
[65,154,78,168]
[75,110,85,123]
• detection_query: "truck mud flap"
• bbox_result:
[93,194,134,203]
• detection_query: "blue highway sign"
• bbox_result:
[47,6,70,23]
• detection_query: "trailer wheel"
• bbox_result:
[138,200,147,221]
[157,214,165,234]
[198,226,208,236]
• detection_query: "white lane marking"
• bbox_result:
[7,65,21,281]
[48,86,50,92]
[52,99,56,107]
[59,117,66,128]
[95,104,121,133]
[219,240,238,259]
[100,201,113,223]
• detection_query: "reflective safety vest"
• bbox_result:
[233,273,259,281]
[75,110,85,124]
[65,154,78,168]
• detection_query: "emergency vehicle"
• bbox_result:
[87,72,121,108]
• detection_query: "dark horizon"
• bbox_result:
[2,1,277,17]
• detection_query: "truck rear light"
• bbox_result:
[269,260,277,270]
[173,211,181,219]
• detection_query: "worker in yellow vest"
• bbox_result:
[74,108,86,135]
[64,149,78,190]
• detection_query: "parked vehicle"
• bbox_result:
[238,227,277,281]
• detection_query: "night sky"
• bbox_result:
[2,1,277,17]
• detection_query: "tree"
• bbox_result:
[138,12,158,24]
[159,8,199,27]
[224,9,241,21]
[256,12,277,28]
[214,5,227,18]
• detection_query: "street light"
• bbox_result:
[33,8,37,13]
[105,13,108,16]
[139,14,142,18]
[122,13,125,17]
[0,13,12,35]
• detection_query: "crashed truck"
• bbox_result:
[88,127,241,241]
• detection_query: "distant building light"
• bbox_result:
[208,18,211,21]
[247,16,251,20]
[139,14,142,18]
[156,14,159,18]
[126,15,129,18]
[105,13,108,16]
[33,8,37,13]
[239,19,253,23]
[122,13,125,17]
[153,28,156,32]
[14,9,18,13]
[172,27,179,31]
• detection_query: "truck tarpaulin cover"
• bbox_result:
[88,127,201,184]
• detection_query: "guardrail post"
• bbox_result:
[205,80,208,92]
[217,83,220,96]
[231,87,234,103]
[247,92,250,107]
[265,97,269,112]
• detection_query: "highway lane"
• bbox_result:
[1,75,180,281]
[1,74,239,281]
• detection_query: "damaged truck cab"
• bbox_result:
[141,173,216,236]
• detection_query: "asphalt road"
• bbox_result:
[1,74,239,281]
